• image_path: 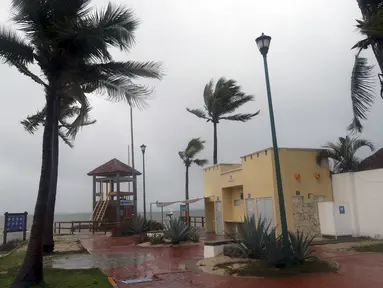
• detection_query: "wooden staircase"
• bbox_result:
[89,199,109,231]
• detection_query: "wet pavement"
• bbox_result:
[47,252,154,269]
[79,234,383,288]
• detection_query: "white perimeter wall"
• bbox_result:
[332,169,383,239]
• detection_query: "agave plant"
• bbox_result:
[163,217,192,244]
[289,230,316,264]
[262,231,291,268]
[236,216,272,259]
[188,227,200,243]
[121,215,148,236]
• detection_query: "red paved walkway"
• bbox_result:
[80,235,383,288]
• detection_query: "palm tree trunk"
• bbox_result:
[12,85,59,287]
[185,166,189,225]
[42,97,60,254]
[213,122,218,164]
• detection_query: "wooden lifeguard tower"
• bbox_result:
[87,158,141,223]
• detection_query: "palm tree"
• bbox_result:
[179,138,208,222]
[21,99,96,254]
[186,77,259,164]
[0,1,162,286]
[316,136,375,173]
[349,1,383,132]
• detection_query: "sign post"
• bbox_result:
[3,212,28,245]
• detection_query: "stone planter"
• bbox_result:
[147,231,164,238]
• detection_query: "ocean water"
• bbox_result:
[0,209,205,246]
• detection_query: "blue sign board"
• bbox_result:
[339,206,345,214]
[6,214,26,232]
[120,200,134,206]
[180,204,186,212]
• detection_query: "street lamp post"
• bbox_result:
[140,144,147,220]
[255,33,290,252]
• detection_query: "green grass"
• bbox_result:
[353,243,383,253]
[215,259,338,277]
[0,252,111,287]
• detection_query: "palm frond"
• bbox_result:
[185,138,206,158]
[352,138,375,152]
[193,159,208,166]
[0,26,35,65]
[90,61,163,80]
[20,108,46,134]
[186,108,209,120]
[220,94,255,115]
[178,151,185,161]
[348,55,375,133]
[203,80,214,110]
[220,112,260,122]
[58,127,74,148]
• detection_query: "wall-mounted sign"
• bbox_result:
[120,200,134,206]
[228,175,234,182]
[339,206,345,214]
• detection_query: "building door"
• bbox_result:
[246,198,255,218]
[215,201,223,235]
[256,197,274,232]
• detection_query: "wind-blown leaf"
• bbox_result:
[348,56,375,133]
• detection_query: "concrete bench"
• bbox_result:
[204,239,236,258]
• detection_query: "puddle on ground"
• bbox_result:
[45,252,154,269]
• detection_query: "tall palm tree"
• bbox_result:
[0,1,162,286]
[349,1,383,132]
[186,77,259,164]
[316,136,375,173]
[179,138,208,221]
[21,99,96,254]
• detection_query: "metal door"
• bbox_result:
[256,197,274,232]
[215,201,223,235]
[246,198,255,218]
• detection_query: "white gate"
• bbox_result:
[334,203,353,236]
[246,198,255,218]
[215,201,223,235]
[256,197,274,232]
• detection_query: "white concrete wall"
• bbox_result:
[331,169,383,239]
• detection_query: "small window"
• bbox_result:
[234,199,241,206]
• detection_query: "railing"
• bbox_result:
[54,220,120,235]
[188,216,205,227]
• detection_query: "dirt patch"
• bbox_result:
[197,255,249,276]
[138,241,200,248]
[17,235,84,253]
[321,240,383,251]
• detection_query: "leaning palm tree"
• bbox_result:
[0,1,162,286]
[348,1,383,132]
[21,99,96,254]
[186,77,259,164]
[179,138,208,221]
[316,136,375,173]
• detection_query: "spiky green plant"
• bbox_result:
[121,215,148,236]
[262,231,291,268]
[163,218,192,244]
[188,227,200,243]
[289,230,316,264]
[236,215,272,259]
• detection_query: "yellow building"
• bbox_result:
[204,147,333,236]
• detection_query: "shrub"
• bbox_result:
[163,217,192,244]
[147,220,164,231]
[121,215,148,236]
[223,244,247,258]
[188,227,200,243]
[262,231,291,268]
[289,230,316,264]
[149,233,165,245]
[236,216,272,259]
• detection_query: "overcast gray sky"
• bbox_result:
[0,0,382,214]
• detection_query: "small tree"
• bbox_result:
[187,77,259,164]
[179,138,208,221]
[316,136,375,173]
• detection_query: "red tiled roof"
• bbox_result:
[87,158,141,176]
[358,148,383,172]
